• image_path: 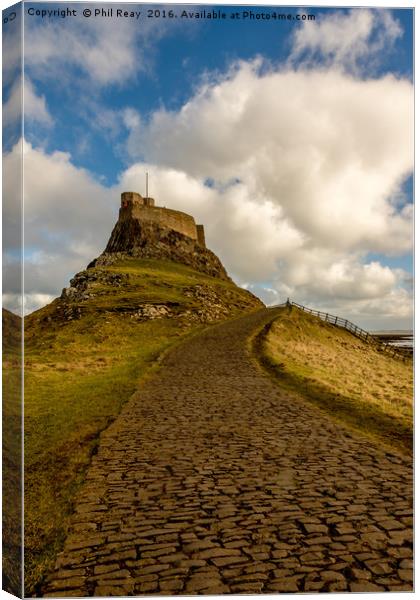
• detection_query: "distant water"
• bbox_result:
[370,330,413,350]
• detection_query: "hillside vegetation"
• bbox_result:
[2,309,22,596]
[23,257,262,595]
[257,305,413,456]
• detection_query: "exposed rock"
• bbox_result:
[179,285,231,324]
[41,196,264,327]
[55,273,262,326]
[61,271,129,302]
[130,305,172,320]
[90,220,231,282]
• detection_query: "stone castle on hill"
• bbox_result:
[90,191,230,281]
[119,192,206,248]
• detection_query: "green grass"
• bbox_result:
[255,306,413,456]
[24,315,185,595]
[23,257,260,595]
[2,310,22,596]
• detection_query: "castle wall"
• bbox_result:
[121,204,199,241]
[121,191,143,206]
[119,191,206,247]
[196,224,206,248]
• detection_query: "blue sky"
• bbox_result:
[2,2,414,328]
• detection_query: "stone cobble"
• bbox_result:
[44,309,413,595]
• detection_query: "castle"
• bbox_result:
[94,190,229,281]
[120,192,206,248]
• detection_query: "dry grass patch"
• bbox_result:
[257,306,413,455]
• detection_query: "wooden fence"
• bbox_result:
[274,299,412,362]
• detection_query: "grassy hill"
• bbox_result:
[23,257,262,595]
[2,309,22,596]
[3,307,21,351]
[255,305,413,456]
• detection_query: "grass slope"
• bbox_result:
[2,309,22,596]
[24,258,261,595]
[257,306,413,456]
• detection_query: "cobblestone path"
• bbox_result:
[44,308,413,596]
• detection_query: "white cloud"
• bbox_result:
[123,107,141,130]
[296,285,413,331]
[127,60,413,257]
[25,12,166,87]
[280,252,397,301]
[290,9,402,73]
[119,162,303,281]
[3,140,116,313]
[3,77,53,128]
[2,10,22,87]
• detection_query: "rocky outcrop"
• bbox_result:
[61,270,129,302]
[47,201,264,327]
[58,267,262,325]
[89,219,231,281]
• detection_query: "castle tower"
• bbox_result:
[121,191,144,208]
[117,192,206,249]
[121,192,155,208]
[196,224,206,248]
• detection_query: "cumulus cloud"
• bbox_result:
[279,252,398,301]
[290,9,402,73]
[127,60,413,255]
[2,293,55,317]
[25,8,166,87]
[294,284,413,331]
[119,162,303,281]
[3,77,52,128]
[3,140,116,312]
[2,8,22,87]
